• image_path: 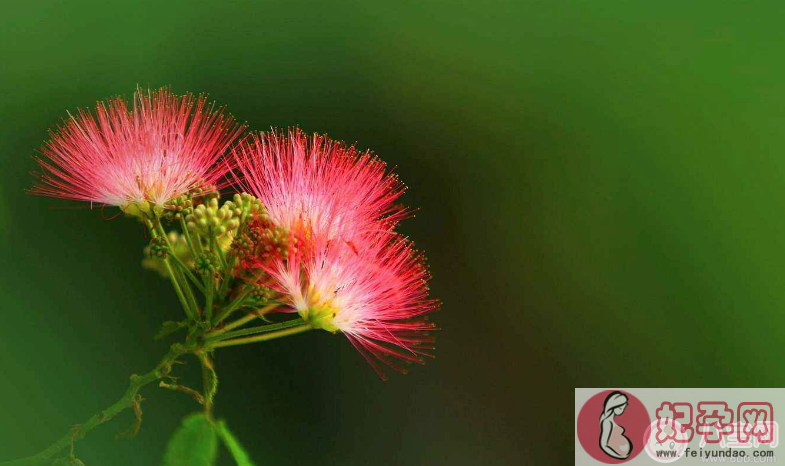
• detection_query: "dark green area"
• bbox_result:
[2,1,784,465]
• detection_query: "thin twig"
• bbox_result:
[159,381,205,405]
[0,343,195,466]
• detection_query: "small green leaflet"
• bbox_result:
[162,413,218,466]
[154,320,187,340]
[216,420,257,466]
[162,414,257,466]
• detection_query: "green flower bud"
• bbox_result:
[142,232,194,278]
[243,284,275,308]
[184,197,244,238]
[230,193,268,223]
[190,181,219,201]
[164,195,194,220]
[195,252,220,276]
[149,236,169,259]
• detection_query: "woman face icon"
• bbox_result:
[614,403,628,416]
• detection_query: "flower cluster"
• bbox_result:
[232,129,438,377]
[30,88,439,378]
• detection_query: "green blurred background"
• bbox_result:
[2,1,784,465]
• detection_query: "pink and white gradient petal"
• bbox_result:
[32,87,244,208]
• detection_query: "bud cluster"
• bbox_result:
[231,216,298,269]
[243,284,275,308]
[149,236,169,259]
[185,198,240,237]
[191,181,220,202]
[166,196,193,220]
[142,232,193,277]
[195,252,220,276]
[164,182,224,222]
[227,193,267,224]
[248,222,296,259]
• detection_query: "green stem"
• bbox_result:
[204,234,218,322]
[206,318,305,343]
[147,220,193,320]
[179,216,198,258]
[218,252,236,299]
[197,353,216,420]
[155,221,200,318]
[204,271,214,322]
[208,324,312,348]
[217,312,259,334]
[193,231,205,255]
[205,303,280,338]
[178,267,201,318]
[211,285,255,325]
[212,234,227,269]
[169,253,205,294]
[0,343,195,466]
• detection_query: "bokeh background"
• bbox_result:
[2,1,784,465]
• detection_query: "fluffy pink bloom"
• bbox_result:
[232,129,438,377]
[31,87,244,208]
[268,232,438,379]
[231,129,407,243]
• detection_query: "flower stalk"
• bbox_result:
[150,219,200,318]
[155,220,201,317]
[205,318,305,343]
[211,284,254,325]
[206,303,280,337]
[169,252,205,294]
[207,324,312,349]
[179,216,199,258]
[146,219,194,320]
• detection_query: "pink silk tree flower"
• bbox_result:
[231,128,438,377]
[231,129,407,244]
[31,87,244,213]
[268,231,439,379]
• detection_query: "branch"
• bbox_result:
[0,343,194,466]
[159,381,205,405]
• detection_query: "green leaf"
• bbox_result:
[216,420,257,466]
[155,320,187,340]
[162,413,218,466]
